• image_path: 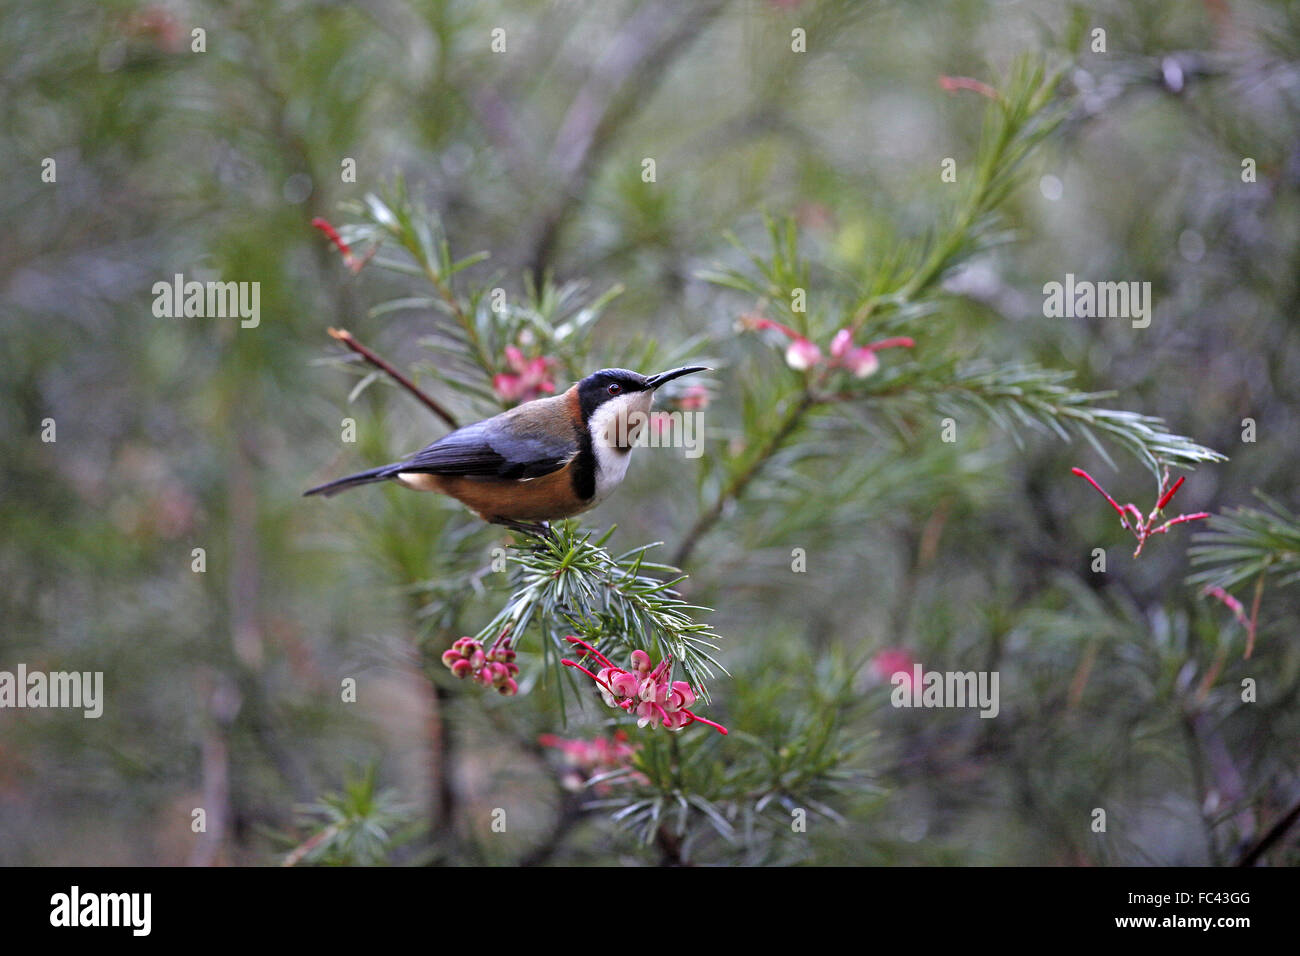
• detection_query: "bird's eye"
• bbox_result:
[607,383,622,396]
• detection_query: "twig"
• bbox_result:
[1180,712,1221,865]
[674,392,816,567]
[282,824,339,867]
[519,790,587,867]
[528,0,730,277]
[1245,573,1265,660]
[328,327,458,429]
[1236,793,1300,867]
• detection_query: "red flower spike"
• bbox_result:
[442,635,519,695]
[561,658,615,693]
[741,316,915,378]
[538,732,646,793]
[1155,475,1186,512]
[561,637,727,735]
[1202,585,1261,661]
[565,636,616,671]
[1071,466,1210,557]
[1070,467,1129,525]
[311,217,350,255]
[493,345,559,404]
[311,217,376,274]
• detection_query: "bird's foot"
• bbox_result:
[497,518,555,544]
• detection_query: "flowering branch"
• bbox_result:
[478,523,724,704]
[683,61,1070,566]
[1201,584,1261,660]
[1188,494,1300,661]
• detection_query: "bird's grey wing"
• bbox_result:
[389,417,576,480]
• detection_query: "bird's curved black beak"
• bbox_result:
[644,366,709,390]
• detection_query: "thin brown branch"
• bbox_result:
[328,327,458,429]
[673,392,815,568]
[528,0,731,277]
[282,824,338,867]
[1236,792,1300,867]
[1245,572,1265,660]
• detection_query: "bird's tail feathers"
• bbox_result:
[303,465,396,498]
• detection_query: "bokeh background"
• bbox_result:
[2,0,1298,865]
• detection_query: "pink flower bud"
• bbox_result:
[678,384,710,411]
[498,678,518,696]
[830,329,852,359]
[785,337,822,371]
[842,346,879,378]
[441,649,461,669]
[451,659,474,679]
[630,649,652,673]
[469,649,486,670]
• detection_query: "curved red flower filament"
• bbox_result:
[1071,466,1210,557]
[564,636,616,670]
[561,639,728,735]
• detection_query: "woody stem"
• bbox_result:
[327,327,459,429]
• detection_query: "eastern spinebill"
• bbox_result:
[304,366,708,529]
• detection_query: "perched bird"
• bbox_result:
[304,366,707,530]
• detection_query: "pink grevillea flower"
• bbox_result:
[441,635,519,695]
[676,384,711,411]
[870,647,917,691]
[738,313,820,372]
[648,411,673,438]
[561,637,727,735]
[311,217,376,274]
[1202,586,1260,660]
[1071,466,1210,558]
[785,338,823,370]
[538,730,644,793]
[493,345,558,404]
[739,313,914,376]
[830,329,915,378]
[123,6,184,53]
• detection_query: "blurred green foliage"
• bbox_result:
[2,0,1298,866]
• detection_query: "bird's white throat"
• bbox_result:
[588,390,653,503]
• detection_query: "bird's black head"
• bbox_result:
[577,368,648,421]
[575,366,708,421]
